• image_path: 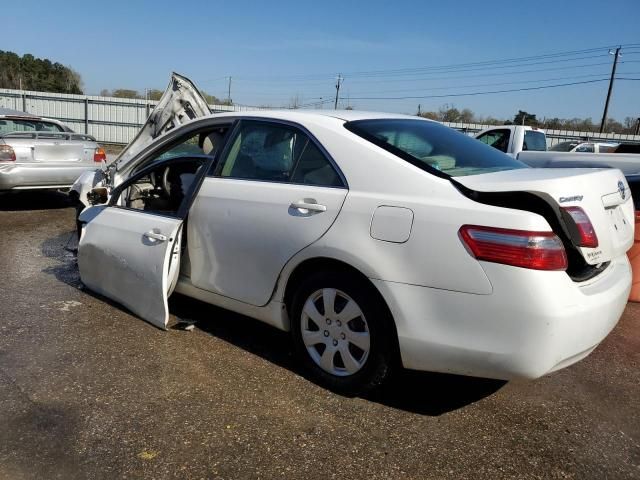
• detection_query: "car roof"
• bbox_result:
[205,109,427,123]
[0,107,40,119]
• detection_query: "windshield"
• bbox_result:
[523,130,547,151]
[345,119,527,177]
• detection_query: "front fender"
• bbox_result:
[70,169,107,208]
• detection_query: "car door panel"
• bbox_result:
[78,206,183,329]
[188,177,347,306]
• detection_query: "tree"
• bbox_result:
[99,89,111,97]
[513,110,538,126]
[147,89,164,101]
[0,50,83,93]
[200,90,224,105]
[111,89,141,99]
[419,111,439,121]
[459,108,475,123]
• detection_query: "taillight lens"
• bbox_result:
[561,206,598,248]
[94,147,106,163]
[0,145,16,162]
[459,225,568,271]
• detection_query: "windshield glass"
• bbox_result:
[345,119,527,177]
[523,130,547,151]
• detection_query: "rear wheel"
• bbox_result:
[290,271,394,395]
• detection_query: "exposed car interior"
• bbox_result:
[121,159,203,215]
[117,126,230,216]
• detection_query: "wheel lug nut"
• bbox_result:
[340,333,346,340]
[332,339,338,346]
[336,320,342,326]
[323,330,329,337]
[326,318,331,325]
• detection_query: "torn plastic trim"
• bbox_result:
[450,178,608,282]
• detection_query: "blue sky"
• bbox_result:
[4,0,640,121]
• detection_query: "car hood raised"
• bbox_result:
[112,72,211,170]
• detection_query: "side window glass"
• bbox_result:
[219,122,301,182]
[477,130,510,153]
[575,144,594,153]
[291,141,342,187]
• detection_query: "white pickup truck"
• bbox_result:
[474,125,548,157]
[474,125,640,207]
[474,125,639,168]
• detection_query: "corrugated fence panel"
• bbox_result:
[1,88,638,146]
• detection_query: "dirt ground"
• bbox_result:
[0,190,639,479]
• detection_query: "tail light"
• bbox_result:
[93,147,107,163]
[0,145,16,162]
[459,225,568,271]
[561,206,598,248]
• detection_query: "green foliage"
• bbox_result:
[0,50,83,94]
[513,110,538,126]
[147,89,164,101]
[111,89,141,99]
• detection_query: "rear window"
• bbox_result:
[523,130,547,151]
[345,119,527,177]
[0,118,64,134]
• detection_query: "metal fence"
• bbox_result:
[0,87,259,145]
[1,87,639,147]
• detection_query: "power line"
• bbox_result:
[348,79,610,101]
[229,44,640,82]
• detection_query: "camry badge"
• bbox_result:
[618,180,626,200]
[559,195,583,203]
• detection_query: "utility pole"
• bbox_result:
[417,104,422,116]
[599,46,622,133]
[227,76,232,104]
[334,74,343,110]
[635,117,640,136]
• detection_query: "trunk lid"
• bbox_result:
[113,72,211,170]
[456,167,634,266]
[1,132,96,163]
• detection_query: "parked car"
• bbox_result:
[73,74,633,395]
[614,143,640,154]
[0,108,106,191]
[550,141,618,153]
[474,125,547,156]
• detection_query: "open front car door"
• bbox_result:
[77,154,213,329]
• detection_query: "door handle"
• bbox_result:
[290,200,327,213]
[144,231,168,242]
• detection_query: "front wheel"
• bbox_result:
[290,271,394,395]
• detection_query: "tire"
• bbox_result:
[290,271,394,395]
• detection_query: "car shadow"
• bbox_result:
[0,190,73,211]
[169,293,506,416]
[38,233,506,416]
[40,230,81,289]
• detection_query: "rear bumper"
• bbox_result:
[373,255,631,380]
[0,163,95,190]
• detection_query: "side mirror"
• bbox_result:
[87,187,108,205]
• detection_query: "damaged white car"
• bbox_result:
[74,73,634,394]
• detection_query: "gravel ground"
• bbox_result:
[0,190,639,480]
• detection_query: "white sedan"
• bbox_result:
[74,75,634,394]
